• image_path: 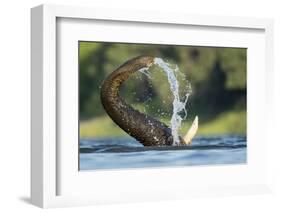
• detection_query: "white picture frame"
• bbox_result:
[31,4,274,208]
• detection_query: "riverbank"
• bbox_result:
[80,110,246,138]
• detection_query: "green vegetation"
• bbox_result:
[80,115,127,138]
[182,110,246,136]
[79,42,246,137]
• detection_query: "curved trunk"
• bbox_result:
[100,56,185,146]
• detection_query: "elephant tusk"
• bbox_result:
[183,116,198,145]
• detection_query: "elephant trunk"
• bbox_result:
[100,56,187,146]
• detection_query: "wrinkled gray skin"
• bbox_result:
[100,56,185,146]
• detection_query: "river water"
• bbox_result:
[79,135,246,170]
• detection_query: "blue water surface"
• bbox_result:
[79,135,246,170]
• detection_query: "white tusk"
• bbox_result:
[183,116,198,145]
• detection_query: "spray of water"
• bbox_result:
[138,57,191,146]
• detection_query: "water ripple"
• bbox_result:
[80,135,247,170]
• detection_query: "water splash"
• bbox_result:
[154,58,190,145]
[138,58,191,146]
[139,67,152,79]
